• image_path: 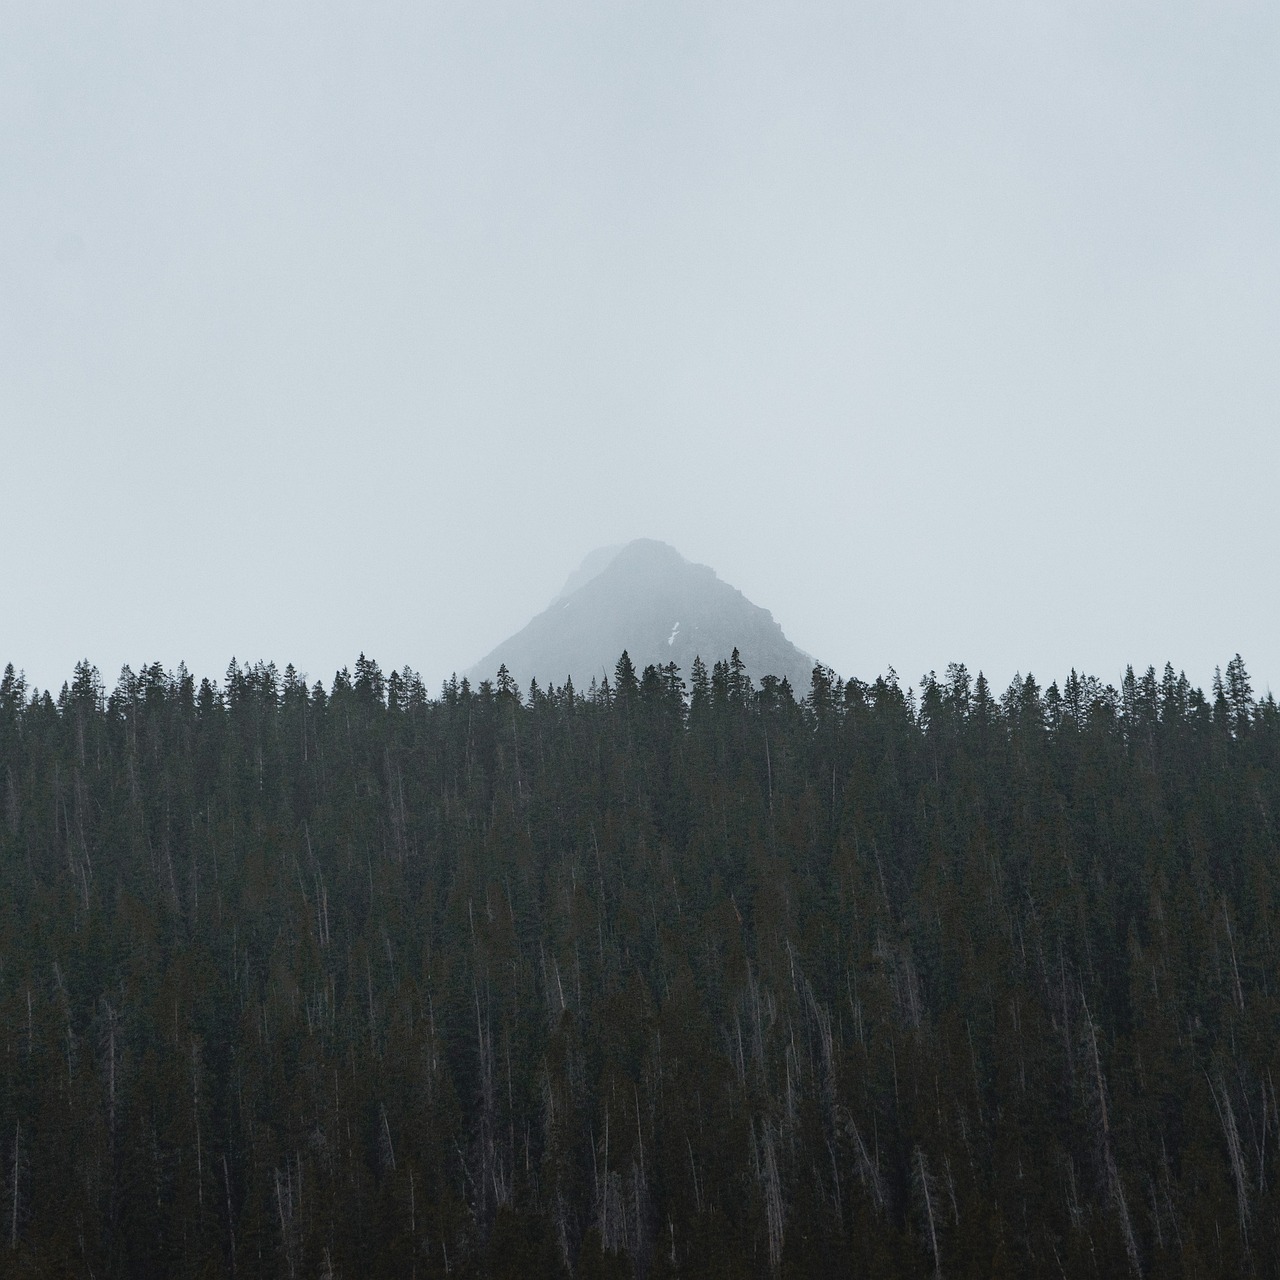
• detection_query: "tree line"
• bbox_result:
[0,648,1277,1278]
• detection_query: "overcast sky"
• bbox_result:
[3,1,1277,699]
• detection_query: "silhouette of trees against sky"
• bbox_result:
[0,651,1278,1277]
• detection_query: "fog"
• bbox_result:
[3,2,1277,698]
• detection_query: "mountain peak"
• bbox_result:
[552,539,687,603]
[468,541,814,691]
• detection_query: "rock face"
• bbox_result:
[466,539,815,693]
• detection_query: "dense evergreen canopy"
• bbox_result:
[1,650,1278,1277]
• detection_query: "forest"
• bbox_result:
[1,648,1278,1278]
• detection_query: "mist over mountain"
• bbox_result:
[466,539,814,692]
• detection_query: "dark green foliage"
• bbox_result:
[0,653,1278,1277]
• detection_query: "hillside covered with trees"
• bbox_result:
[1,650,1278,1278]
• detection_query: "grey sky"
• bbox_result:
[3,2,1277,698]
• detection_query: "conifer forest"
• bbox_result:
[2,649,1279,1279]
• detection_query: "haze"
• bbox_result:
[3,2,1277,697]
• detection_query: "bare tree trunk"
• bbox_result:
[9,1121,19,1251]
[192,1038,203,1210]
[1222,900,1245,1013]
[1081,988,1141,1275]
[274,1163,296,1279]
[1207,1072,1250,1249]
[848,1113,885,1211]
[752,1119,784,1274]
[222,1153,236,1276]
[914,1146,942,1278]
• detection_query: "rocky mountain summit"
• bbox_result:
[466,539,814,692]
